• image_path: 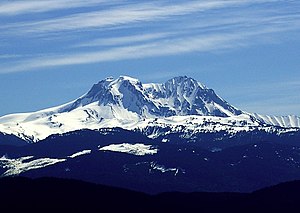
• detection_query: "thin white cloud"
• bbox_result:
[0,0,115,16]
[2,0,261,34]
[1,0,299,75]
[75,32,172,47]
[0,54,22,59]
[0,25,286,74]
[175,8,300,32]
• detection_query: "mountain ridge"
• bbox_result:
[1,75,300,198]
[0,75,299,142]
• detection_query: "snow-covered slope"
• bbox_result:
[0,76,299,142]
[251,113,300,128]
[99,143,158,156]
[143,76,242,117]
[62,75,242,117]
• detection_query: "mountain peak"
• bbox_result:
[1,75,299,142]
[166,76,207,90]
[92,75,140,89]
[61,75,242,117]
[111,75,143,91]
[118,75,140,83]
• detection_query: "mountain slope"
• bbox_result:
[0,76,299,142]
[251,113,300,128]
[1,128,300,194]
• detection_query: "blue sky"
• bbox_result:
[0,0,299,116]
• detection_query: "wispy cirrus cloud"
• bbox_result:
[1,0,300,116]
[0,54,23,59]
[2,0,263,34]
[75,32,172,47]
[0,24,289,74]
[0,0,116,16]
[1,0,300,74]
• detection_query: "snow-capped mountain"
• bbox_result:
[0,76,299,142]
[62,75,242,117]
[1,76,300,194]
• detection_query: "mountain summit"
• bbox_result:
[62,75,242,118]
[0,76,299,142]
